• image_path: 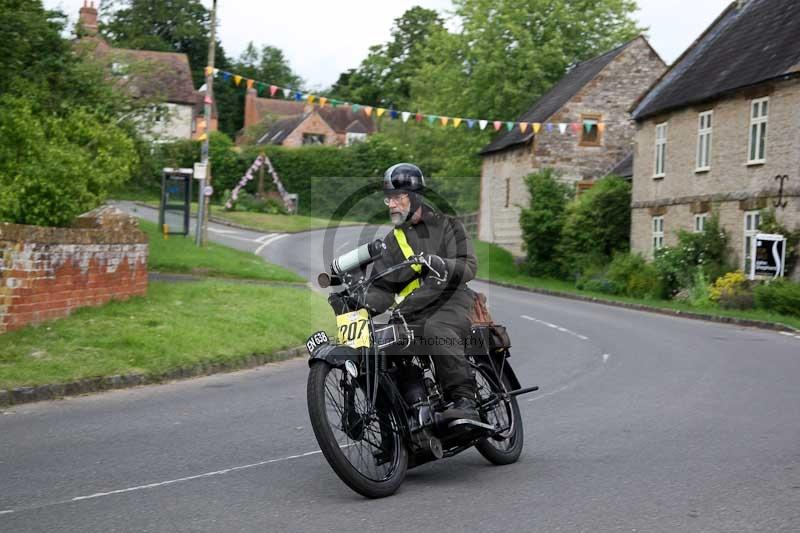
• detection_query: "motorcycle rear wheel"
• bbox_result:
[474,365,524,465]
[307,361,408,498]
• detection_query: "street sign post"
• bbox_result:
[749,233,786,279]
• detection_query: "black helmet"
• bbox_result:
[383,163,425,194]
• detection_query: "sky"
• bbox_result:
[48,0,732,90]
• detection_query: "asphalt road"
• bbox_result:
[1,204,799,532]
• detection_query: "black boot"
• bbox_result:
[442,396,480,423]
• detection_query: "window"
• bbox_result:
[748,98,768,164]
[696,111,712,171]
[654,122,667,177]
[579,114,602,146]
[302,133,325,145]
[743,211,761,272]
[346,132,367,146]
[652,216,664,252]
[694,213,708,233]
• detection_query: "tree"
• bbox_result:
[330,6,444,108]
[409,0,644,120]
[556,175,632,277]
[519,169,572,277]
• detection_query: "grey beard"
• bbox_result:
[390,209,408,227]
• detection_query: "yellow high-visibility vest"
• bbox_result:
[394,227,422,304]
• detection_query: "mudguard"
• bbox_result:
[471,349,522,391]
[307,342,360,368]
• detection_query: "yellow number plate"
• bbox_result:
[336,309,371,348]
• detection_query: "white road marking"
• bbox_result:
[0,510,14,515]
[528,383,573,402]
[254,233,287,255]
[71,450,322,502]
[603,353,610,363]
[208,228,242,235]
[520,315,589,341]
[779,331,800,340]
[254,234,272,243]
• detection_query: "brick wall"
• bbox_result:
[479,37,667,255]
[631,77,800,278]
[0,206,149,333]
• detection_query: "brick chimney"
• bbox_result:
[79,1,99,35]
[244,88,260,129]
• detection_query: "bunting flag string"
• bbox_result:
[207,67,615,136]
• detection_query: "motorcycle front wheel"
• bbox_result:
[307,361,408,498]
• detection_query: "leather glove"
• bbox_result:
[421,253,448,282]
[328,291,356,314]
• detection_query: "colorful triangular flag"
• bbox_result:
[212,68,219,77]
[402,111,410,122]
[440,116,449,126]
[363,106,373,116]
[282,88,291,99]
[505,122,514,131]
[558,123,568,134]
[390,109,398,119]
[234,75,242,86]
[222,71,231,81]
[320,97,328,106]
[546,123,553,133]
[352,103,361,113]
[519,122,528,133]
[467,119,475,129]
[256,82,265,95]
[453,118,462,128]
[583,121,593,134]
[204,66,213,77]
[598,123,606,133]
[246,79,254,89]
[270,85,278,97]
[294,91,302,101]
[571,122,582,134]
[307,94,315,104]
[493,121,502,131]
[415,112,423,122]
[376,108,386,118]
[479,120,488,130]
[427,115,437,124]
[533,122,541,134]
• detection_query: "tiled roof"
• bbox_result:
[253,98,307,119]
[633,0,800,120]
[318,107,376,134]
[480,39,636,155]
[257,114,308,145]
[102,47,198,105]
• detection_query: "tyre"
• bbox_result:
[474,364,524,465]
[307,361,408,498]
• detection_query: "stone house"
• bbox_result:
[76,2,213,141]
[478,36,667,255]
[630,0,800,279]
[243,89,376,147]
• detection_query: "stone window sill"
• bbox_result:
[746,160,765,167]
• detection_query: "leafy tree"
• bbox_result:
[409,0,644,120]
[519,169,572,277]
[0,96,138,227]
[330,6,444,108]
[557,175,632,277]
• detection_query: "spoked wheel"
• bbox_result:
[474,364,524,465]
[307,362,408,498]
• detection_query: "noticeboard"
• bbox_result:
[750,233,786,279]
[159,168,193,236]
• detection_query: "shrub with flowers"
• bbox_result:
[709,271,753,309]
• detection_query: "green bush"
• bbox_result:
[653,214,733,297]
[557,175,631,279]
[0,96,137,227]
[519,169,572,277]
[228,191,288,215]
[754,280,800,317]
[606,252,662,299]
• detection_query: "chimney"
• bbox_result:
[244,88,259,129]
[79,1,99,35]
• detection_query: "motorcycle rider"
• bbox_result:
[360,163,480,422]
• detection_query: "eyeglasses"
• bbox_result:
[383,194,409,206]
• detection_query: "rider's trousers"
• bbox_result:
[411,288,475,401]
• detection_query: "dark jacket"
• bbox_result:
[364,205,478,321]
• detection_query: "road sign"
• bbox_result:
[203,185,214,197]
[193,162,208,180]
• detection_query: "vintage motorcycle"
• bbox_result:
[305,240,538,498]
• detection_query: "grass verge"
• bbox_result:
[474,240,800,331]
[141,219,303,282]
[0,281,333,390]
